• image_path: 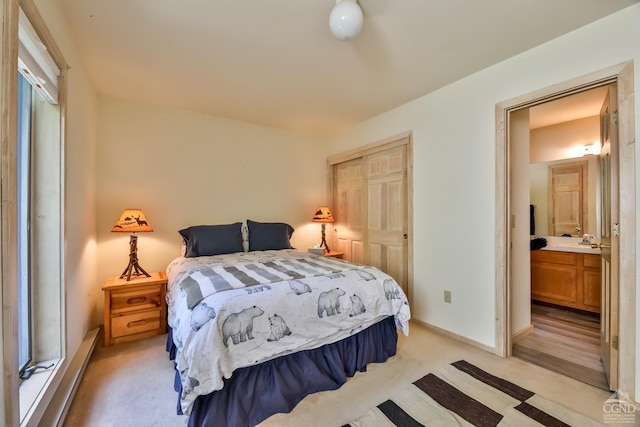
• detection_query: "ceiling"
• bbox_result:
[58,0,638,136]
[529,85,610,129]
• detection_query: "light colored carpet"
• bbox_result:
[64,322,614,427]
[345,360,605,426]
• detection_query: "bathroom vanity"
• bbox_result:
[530,239,601,313]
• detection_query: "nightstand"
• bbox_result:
[102,272,168,347]
[323,251,344,259]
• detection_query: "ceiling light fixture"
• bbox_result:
[329,0,364,41]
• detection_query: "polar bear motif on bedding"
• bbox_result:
[357,270,376,281]
[317,287,346,318]
[180,369,200,400]
[190,302,216,331]
[383,279,401,300]
[288,279,311,295]
[221,305,264,346]
[267,314,291,342]
[348,294,366,317]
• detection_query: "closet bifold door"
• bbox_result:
[364,145,408,296]
[332,142,409,297]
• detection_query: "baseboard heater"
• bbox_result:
[38,328,99,426]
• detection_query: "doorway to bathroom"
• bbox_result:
[512,85,610,390]
[495,61,636,396]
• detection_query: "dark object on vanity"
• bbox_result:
[530,237,547,250]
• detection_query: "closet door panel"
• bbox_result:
[368,243,383,270]
[334,158,364,262]
[387,180,403,231]
[365,145,408,295]
[386,245,405,289]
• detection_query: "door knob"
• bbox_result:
[599,243,611,249]
[403,234,408,239]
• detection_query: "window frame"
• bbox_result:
[0,1,68,425]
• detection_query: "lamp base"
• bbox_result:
[119,233,151,281]
[320,223,331,253]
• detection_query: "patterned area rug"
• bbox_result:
[345,360,604,427]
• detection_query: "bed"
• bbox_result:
[166,220,410,426]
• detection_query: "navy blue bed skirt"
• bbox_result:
[167,316,398,427]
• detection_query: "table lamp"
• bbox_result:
[312,206,335,253]
[111,208,153,281]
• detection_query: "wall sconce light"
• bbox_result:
[111,208,153,281]
[329,0,364,41]
[312,206,335,253]
[568,142,601,158]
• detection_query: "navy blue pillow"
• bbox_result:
[179,223,244,257]
[246,220,294,251]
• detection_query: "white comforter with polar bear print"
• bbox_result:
[166,249,410,415]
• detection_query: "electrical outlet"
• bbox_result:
[444,290,452,303]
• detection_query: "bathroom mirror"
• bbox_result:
[529,156,600,237]
[528,91,605,238]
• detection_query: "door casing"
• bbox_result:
[495,62,636,400]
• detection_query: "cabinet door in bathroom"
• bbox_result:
[530,250,600,313]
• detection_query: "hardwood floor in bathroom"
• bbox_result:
[513,302,610,391]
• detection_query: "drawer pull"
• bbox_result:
[127,319,147,328]
[127,296,147,305]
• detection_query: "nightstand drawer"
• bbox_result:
[112,309,161,338]
[111,286,162,314]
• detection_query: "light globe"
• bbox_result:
[329,0,364,41]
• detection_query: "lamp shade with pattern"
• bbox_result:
[312,206,335,223]
[111,208,154,233]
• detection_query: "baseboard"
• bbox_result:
[413,319,496,354]
[39,328,99,427]
[511,324,534,343]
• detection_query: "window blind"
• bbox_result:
[18,8,59,104]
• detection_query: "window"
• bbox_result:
[17,73,33,375]
[11,5,66,423]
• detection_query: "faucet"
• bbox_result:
[580,234,595,245]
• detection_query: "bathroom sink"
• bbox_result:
[537,236,601,254]
[547,242,595,248]
[542,243,600,254]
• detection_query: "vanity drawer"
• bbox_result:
[111,309,161,338]
[110,286,162,314]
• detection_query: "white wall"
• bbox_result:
[328,3,640,370]
[95,97,328,319]
[531,116,600,163]
[33,0,99,364]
